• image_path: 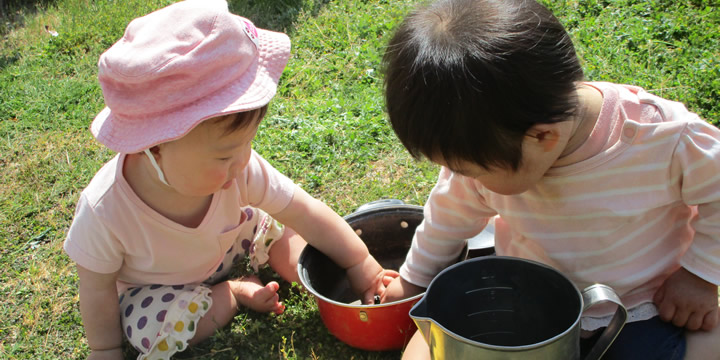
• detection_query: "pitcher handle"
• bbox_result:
[581,284,628,360]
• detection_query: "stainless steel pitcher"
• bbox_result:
[409,256,627,359]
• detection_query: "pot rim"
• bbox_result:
[345,200,423,220]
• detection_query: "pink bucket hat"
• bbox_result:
[91,0,291,153]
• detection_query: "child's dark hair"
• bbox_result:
[216,105,268,135]
[383,0,584,170]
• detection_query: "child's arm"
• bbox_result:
[274,187,388,303]
[653,266,719,331]
[76,264,124,360]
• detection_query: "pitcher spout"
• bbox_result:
[409,297,432,343]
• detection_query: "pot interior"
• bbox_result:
[299,206,423,304]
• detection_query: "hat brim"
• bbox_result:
[91,26,291,153]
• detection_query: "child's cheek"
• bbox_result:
[211,169,229,185]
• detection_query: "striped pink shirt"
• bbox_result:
[400,82,720,317]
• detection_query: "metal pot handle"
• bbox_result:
[355,199,406,213]
[581,284,628,360]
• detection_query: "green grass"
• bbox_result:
[1,0,719,358]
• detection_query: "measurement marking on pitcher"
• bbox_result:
[465,286,513,295]
[467,309,515,318]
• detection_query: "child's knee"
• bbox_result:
[685,324,720,360]
[401,330,430,360]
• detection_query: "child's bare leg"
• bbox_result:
[267,227,307,284]
[402,330,431,360]
[190,276,282,345]
[685,307,720,360]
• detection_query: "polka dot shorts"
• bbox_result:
[119,207,284,360]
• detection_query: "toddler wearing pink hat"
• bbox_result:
[63,1,395,359]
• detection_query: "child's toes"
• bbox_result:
[273,302,285,315]
[247,282,279,311]
[259,282,280,300]
[256,282,279,300]
[257,293,280,314]
[265,281,280,292]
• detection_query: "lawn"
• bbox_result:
[1,0,718,359]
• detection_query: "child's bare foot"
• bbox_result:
[229,275,284,314]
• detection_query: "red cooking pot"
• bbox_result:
[297,200,425,351]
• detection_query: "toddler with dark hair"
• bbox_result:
[381,0,720,358]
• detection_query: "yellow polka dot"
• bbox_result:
[174,321,185,332]
[157,340,169,351]
[188,302,198,314]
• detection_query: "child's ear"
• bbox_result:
[526,123,563,152]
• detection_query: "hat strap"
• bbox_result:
[144,149,170,186]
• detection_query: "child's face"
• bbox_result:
[434,156,546,195]
[156,114,260,197]
[433,130,564,195]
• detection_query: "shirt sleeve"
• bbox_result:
[63,193,125,274]
[675,119,720,285]
[237,150,297,215]
[400,167,497,287]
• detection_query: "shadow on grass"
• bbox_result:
[228,0,330,34]
[0,51,20,70]
[1,0,57,70]
[0,0,56,35]
[1,0,329,70]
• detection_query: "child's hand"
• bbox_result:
[653,267,719,331]
[345,255,400,304]
[381,276,425,303]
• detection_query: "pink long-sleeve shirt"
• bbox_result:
[400,82,720,319]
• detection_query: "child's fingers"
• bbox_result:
[362,292,375,305]
[671,307,690,328]
[657,301,676,324]
[382,271,399,285]
[383,270,400,278]
[686,311,705,331]
[701,308,719,331]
